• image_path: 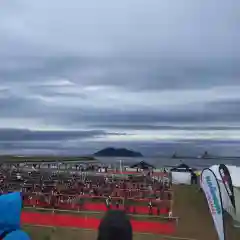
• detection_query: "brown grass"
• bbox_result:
[23,225,180,240]
[172,184,240,240]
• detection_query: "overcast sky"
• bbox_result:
[0,0,239,155]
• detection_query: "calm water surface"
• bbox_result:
[96,156,240,169]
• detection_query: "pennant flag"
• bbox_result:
[219,164,236,212]
[201,168,225,240]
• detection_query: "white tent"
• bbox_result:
[209,165,240,225]
[171,163,193,185]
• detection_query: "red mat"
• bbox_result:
[24,201,169,215]
[21,212,175,235]
[84,202,107,211]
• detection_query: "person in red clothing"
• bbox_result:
[115,200,120,209]
[157,205,160,215]
[133,206,137,214]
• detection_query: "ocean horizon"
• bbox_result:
[95,156,240,169]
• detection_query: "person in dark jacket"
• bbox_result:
[97,210,132,240]
[148,200,153,215]
[105,196,111,210]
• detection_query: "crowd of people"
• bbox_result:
[0,164,173,217]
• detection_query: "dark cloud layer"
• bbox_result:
[1,55,239,91]
[0,129,112,142]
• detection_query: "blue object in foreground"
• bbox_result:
[3,230,30,240]
[0,192,30,239]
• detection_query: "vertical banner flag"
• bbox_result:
[201,168,225,240]
[219,164,236,212]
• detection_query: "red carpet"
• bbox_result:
[24,201,169,215]
[84,202,107,211]
[84,203,169,215]
[21,212,175,235]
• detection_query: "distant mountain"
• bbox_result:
[94,147,143,157]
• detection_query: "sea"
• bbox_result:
[96,156,240,169]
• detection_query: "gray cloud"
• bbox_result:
[0,129,120,141]
[91,124,240,131]
[2,92,240,127]
[1,55,239,91]
[0,0,239,155]
[0,1,238,89]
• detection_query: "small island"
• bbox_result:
[94,147,143,157]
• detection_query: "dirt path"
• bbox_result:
[24,225,184,240]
